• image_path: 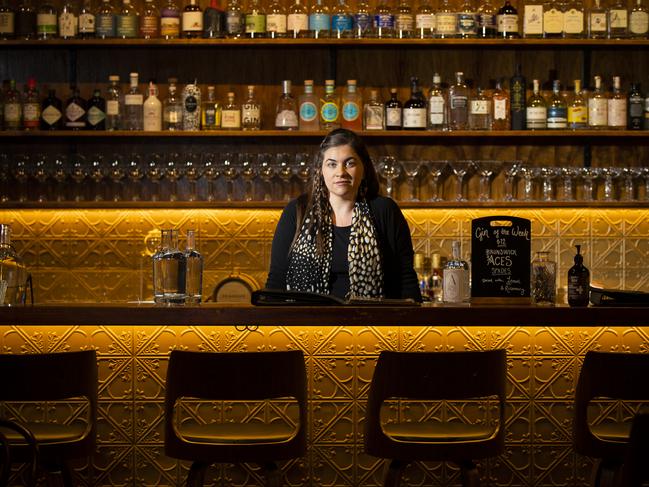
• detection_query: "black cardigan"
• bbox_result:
[265,195,422,302]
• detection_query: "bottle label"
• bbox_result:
[221,109,241,128]
[140,15,159,36]
[428,95,445,124]
[568,105,587,124]
[353,12,371,32]
[185,95,198,113]
[88,105,106,125]
[23,103,40,123]
[0,12,15,34]
[457,12,476,34]
[287,13,308,32]
[373,13,395,28]
[242,104,260,126]
[116,14,138,37]
[203,107,216,127]
[59,12,78,37]
[386,107,402,127]
[300,101,317,122]
[66,102,85,122]
[364,105,384,129]
[443,268,469,303]
[332,14,353,31]
[470,99,488,114]
[478,13,495,29]
[403,107,426,128]
[41,105,62,125]
[415,13,435,30]
[563,9,583,33]
[610,9,627,28]
[630,96,643,117]
[143,106,161,130]
[547,106,567,128]
[589,11,606,32]
[4,103,20,123]
[161,16,181,36]
[342,101,360,121]
[321,101,339,123]
[451,95,467,109]
[523,5,543,35]
[526,106,547,127]
[165,108,181,123]
[182,11,203,31]
[568,275,587,302]
[497,13,518,33]
[588,98,607,126]
[226,11,244,33]
[608,98,626,127]
[267,13,287,32]
[543,8,563,34]
[630,10,649,33]
[493,97,507,120]
[435,12,457,33]
[96,14,116,36]
[79,13,96,32]
[395,13,414,31]
[275,110,298,128]
[37,13,57,33]
[125,94,143,106]
[309,13,330,31]
[106,100,120,116]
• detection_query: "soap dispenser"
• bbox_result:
[568,244,590,307]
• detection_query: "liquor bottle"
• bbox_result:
[429,253,443,302]
[106,74,122,130]
[184,229,203,304]
[384,87,402,130]
[394,0,414,38]
[244,0,265,36]
[275,80,298,129]
[0,224,28,306]
[563,0,584,37]
[96,0,116,38]
[496,0,519,37]
[331,0,352,38]
[435,0,456,37]
[588,0,607,37]
[491,78,509,130]
[309,0,329,37]
[320,79,340,129]
[477,0,497,37]
[403,76,427,130]
[588,75,608,129]
[201,85,221,129]
[373,0,395,38]
[160,0,180,38]
[608,75,627,130]
[449,71,469,130]
[298,79,319,130]
[457,0,478,37]
[0,0,16,39]
[287,0,308,37]
[40,88,63,130]
[543,0,563,37]
[182,79,201,130]
[428,73,447,130]
[22,78,40,131]
[443,240,470,303]
[608,0,628,38]
[221,91,241,129]
[225,0,244,36]
[415,0,435,38]
[266,0,287,37]
[58,0,78,38]
[87,88,107,130]
[157,229,187,304]
[78,0,95,37]
[546,80,567,129]
[182,0,203,37]
[413,253,428,300]
[15,0,36,39]
[36,0,57,39]
[64,86,87,130]
[241,84,261,130]
[629,0,649,37]
[3,80,21,130]
[143,81,162,131]
[140,0,160,37]
[163,77,183,130]
[363,89,384,130]
[469,86,491,130]
[352,0,371,37]
[203,0,226,37]
[628,83,643,129]
[567,79,587,129]
[526,79,547,129]
[116,0,138,38]
[152,230,165,303]
[567,244,589,307]
[523,0,543,37]
[510,64,527,130]
[124,72,143,131]
[341,79,362,130]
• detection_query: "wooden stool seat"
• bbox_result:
[179,422,297,444]
[1,422,88,445]
[590,422,633,443]
[384,421,495,443]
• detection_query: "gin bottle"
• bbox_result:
[182,80,201,131]
[156,229,186,305]
[628,83,643,130]
[449,71,469,130]
[608,75,627,130]
[428,73,447,130]
[245,0,266,37]
[143,81,162,131]
[373,0,395,38]
[241,84,261,130]
[608,0,628,38]
[341,79,362,130]
[394,0,414,38]
[523,0,543,37]
[629,0,649,37]
[201,85,221,129]
[567,79,587,129]
[287,0,308,37]
[140,0,160,38]
[106,74,122,130]
[15,0,36,39]
[124,72,143,131]
[225,0,244,36]
[384,87,402,130]
[320,79,340,129]
[443,240,470,303]
[87,88,107,130]
[543,0,563,38]
[36,0,57,39]
[563,0,585,37]
[298,79,320,131]
[363,89,384,130]
[40,88,63,130]
[221,91,241,129]
[547,79,567,129]
[469,86,491,130]
[203,0,226,37]
[0,224,27,306]
[403,76,427,130]
[160,0,181,38]
[496,0,519,37]
[78,0,96,37]
[588,0,607,37]
[309,0,329,37]
[415,0,435,38]
[266,0,287,37]
[3,80,21,130]
[435,0,456,37]
[477,0,497,36]
[163,77,183,130]
[457,0,478,37]
[116,0,138,38]
[22,77,40,131]
[275,80,298,130]
[332,0,353,38]
[184,229,203,304]
[0,0,15,39]
[96,0,116,38]
[182,0,203,38]
[510,64,526,129]
[352,0,371,36]
[64,86,87,130]
[58,0,78,39]
[526,78,547,129]
[588,75,608,129]
[491,78,509,130]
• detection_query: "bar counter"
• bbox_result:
[1,303,648,327]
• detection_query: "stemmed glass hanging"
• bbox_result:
[89,154,107,201]
[295,153,311,194]
[378,156,401,199]
[145,154,164,202]
[126,153,144,201]
[426,160,448,202]
[277,153,294,201]
[222,153,239,202]
[401,160,423,202]
[501,160,522,202]
[164,152,182,202]
[448,160,473,202]
[258,153,276,201]
[70,154,88,202]
[559,167,577,201]
[13,155,30,203]
[51,154,69,202]
[620,166,641,201]
[108,154,126,202]
[579,167,597,202]
[600,167,621,202]
[32,153,50,202]
[0,154,10,203]
[202,153,220,202]
[182,152,203,202]
[240,153,258,202]
[476,160,502,202]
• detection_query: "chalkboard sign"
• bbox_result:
[471,216,531,303]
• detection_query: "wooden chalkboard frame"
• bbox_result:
[471,216,531,304]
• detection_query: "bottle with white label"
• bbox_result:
[384,87,402,130]
[543,0,563,37]
[242,84,261,130]
[163,77,182,130]
[469,86,491,130]
[443,240,470,303]
[363,89,384,130]
[402,76,427,130]
[40,89,63,130]
[547,79,567,129]
[428,73,447,130]
[221,91,241,130]
[562,0,584,37]
[526,79,547,129]
[491,78,509,130]
[124,72,143,130]
[341,79,362,130]
[629,0,649,37]
[298,79,319,131]
[415,0,435,38]
[64,86,87,130]
[587,0,607,37]
[181,0,203,37]
[106,74,122,130]
[607,75,627,130]
[607,0,628,38]
[266,0,287,37]
[275,80,298,130]
[3,80,21,130]
[588,75,608,129]
[22,77,40,130]
[449,71,469,130]
[58,0,78,38]
[523,0,543,37]
[567,79,587,129]
[435,0,457,37]
[143,81,162,131]
[182,79,201,131]
[87,88,106,130]
[78,0,96,37]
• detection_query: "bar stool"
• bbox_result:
[164,350,308,487]
[618,412,649,487]
[364,350,507,487]
[0,350,98,487]
[573,351,649,487]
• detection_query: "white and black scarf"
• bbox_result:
[286,200,384,299]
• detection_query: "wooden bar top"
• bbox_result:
[0,303,648,327]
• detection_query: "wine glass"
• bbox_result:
[295,152,312,194]
[126,153,144,201]
[519,166,536,201]
[182,152,203,202]
[51,154,69,202]
[475,160,502,202]
[401,160,423,202]
[579,167,597,202]
[0,154,10,203]
[448,160,473,202]
[32,153,50,202]
[258,153,276,201]
[202,153,220,202]
[536,167,558,202]
[145,153,164,202]
[239,153,257,202]
[378,155,401,199]
[13,154,30,203]
[70,154,88,202]
[501,160,522,202]
[600,167,621,202]
[559,167,577,202]
[221,152,239,201]
[276,152,294,201]
[89,154,108,201]
[108,153,126,202]
[426,160,448,202]
[164,152,182,202]
[620,166,641,201]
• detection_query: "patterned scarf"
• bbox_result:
[286,200,384,300]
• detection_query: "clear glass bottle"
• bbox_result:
[309,0,329,37]
[78,0,96,37]
[154,229,187,305]
[435,0,457,37]
[628,82,643,130]
[0,224,27,306]
[225,0,244,36]
[608,75,627,130]
[245,0,265,36]
[203,0,226,38]
[449,71,469,130]
[3,80,21,130]
[543,0,563,37]
[352,0,371,36]
[287,0,308,37]
[332,0,353,37]
[182,0,203,37]
[298,79,319,130]
[341,79,363,130]
[182,79,201,131]
[588,74,608,129]
[22,77,40,131]
[531,250,556,305]
[184,229,203,304]
[116,0,138,38]
[526,78,547,129]
[64,85,87,130]
[364,89,384,130]
[428,73,447,130]
[588,0,607,37]
[547,79,567,129]
[629,0,648,37]
[477,0,497,36]
[221,91,241,129]
[403,76,427,130]
[608,0,628,38]
[496,0,518,37]
[143,81,162,131]
[124,72,143,130]
[276,79,298,129]
[567,79,587,129]
[415,0,435,38]
[201,85,221,129]
[491,77,510,129]
[105,74,121,130]
[443,240,470,303]
[241,84,261,130]
[523,0,543,37]
[40,88,63,130]
[58,0,78,39]
[266,0,287,37]
[160,0,181,38]
[140,0,160,37]
[394,0,414,38]
[457,0,478,37]
[563,0,584,37]
[164,77,183,130]
[469,86,491,130]
[87,88,107,130]
[96,0,116,37]
[373,0,395,38]
[36,0,57,39]
[320,79,340,129]
[384,87,402,130]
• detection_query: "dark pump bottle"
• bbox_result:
[510,64,526,130]
[568,244,590,307]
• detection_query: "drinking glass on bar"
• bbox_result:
[222,152,239,202]
[202,153,220,202]
[476,160,502,202]
[240,153,257,202]
[182,152,203,202]
[401,160,423,202]
[559,167,577,201]
[258,153,276,201]
[579,167,597,202]
[426,160,448,202]
[145,153,164,202]
[70,154,88,202]
[600,167,620,202]
[448,160,473,202]
[276,152,294,201]
[126,153,144,201]
[501,160,522,202]
[378,155,401,200]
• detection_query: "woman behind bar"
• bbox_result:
[265,128,421,302]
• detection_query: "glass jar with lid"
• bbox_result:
[531,251,556,305]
